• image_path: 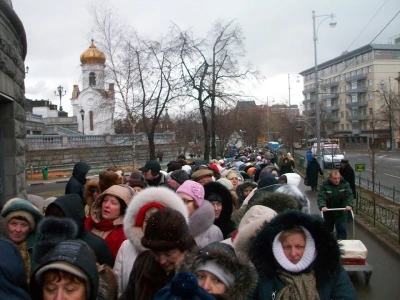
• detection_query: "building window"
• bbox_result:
[341,124,344,130]
[352,95,357,102]
[340,111,344,118]
[346,124,350,130]
[89,72,96,86]
[368,66,372,73]
[362,108,367,115]
[351,81,357,89]
[369,108,373,115]
[368,94,373,101]
[369,122,373,129]
[326,100,331,107]
[339,99,342,105]
[89,111,94,130]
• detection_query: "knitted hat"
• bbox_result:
[130,170,143,180]
[176,180,205,207]
[195,260,235,288]
[154,272,216,300]
[224,170,238,180]
[208,163,221,175]
[170,170,190,185]
[191,169,214,182]
[258,176,279,189]
[1,198,43,231]
[141,208,193,251]
[216,178,234,191]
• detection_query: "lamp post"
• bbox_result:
[312,10,337,167]
[381,79,395,151]
[267,97,275,142]
[80,109,85,135]
[288,74,300,154]
[54,85,67,112]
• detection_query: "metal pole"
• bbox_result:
[267,96,270,142]
[288,74,293,154]
[313,10,322,168]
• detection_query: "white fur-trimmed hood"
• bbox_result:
[123,186,189,251]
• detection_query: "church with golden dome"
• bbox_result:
[70,40,115,135]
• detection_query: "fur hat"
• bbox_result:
[127,179,147,189]
[141,208,193,252]
[32,217,79,265]
[191,169,214,182]
[130,170,143,180]
[176,181,204,207]
[99,170,125,192]
[170,170,190,185]
[167,162,182,173]
[1,198,42,231]
[258,175,279,189]
[154,272,214,300]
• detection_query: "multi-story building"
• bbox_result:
[300,42,400,149]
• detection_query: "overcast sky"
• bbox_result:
[13,0,400,116]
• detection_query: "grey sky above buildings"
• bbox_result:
[13,0,400,116]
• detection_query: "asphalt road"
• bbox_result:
[295,149,400,190]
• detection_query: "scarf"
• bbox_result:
[276,269,319,300]
[18,241,31,283]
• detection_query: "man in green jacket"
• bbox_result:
[318,170,354,240]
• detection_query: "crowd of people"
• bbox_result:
[0,147,358,299]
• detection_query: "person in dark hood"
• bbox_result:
[30,239,99,300]
[178,242,258,300]
[65,161,91,201]
[204,182,236,239]
[250,211,357,299]
[235,181,257,206]
[45,194,114,267]
[0,238,30,300]
[279,156,294,176]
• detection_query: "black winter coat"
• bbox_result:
[47,194,114,267]
[65,162,91,200]
[250,211,357,300]
[340,164,356,198]
[306,158,323,187]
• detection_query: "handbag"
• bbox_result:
[304,176,310,186]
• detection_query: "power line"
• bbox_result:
[345,0,388,51]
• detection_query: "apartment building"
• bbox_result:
[300,42,400,149]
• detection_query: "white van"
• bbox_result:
[312,143,344,169]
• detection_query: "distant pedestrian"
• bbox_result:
[339,159,356,199]
[65,161,91,201]
[306,148,313,165]
[140,160,167,187]
[306,157,323,191]
[157,151,164,163]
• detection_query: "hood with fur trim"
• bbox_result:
[188,200,215,238]
[123,186,188,253]
[248,190,301,213]
[178,242,258,300]
[235,181,257,205]
[274,184,310,214]
[250,211,341,288]
[84,179,100,208]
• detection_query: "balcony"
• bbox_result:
[321,81,339,89]
[346,115,369,121]
[345,100,368,109]
[322,105,339,112]
[303,98,316,104]
[345,87,367,95]
[302,87,316,94]
[321,93,339,100]
[345,74,367,83]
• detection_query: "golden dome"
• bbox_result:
[80,39,106,64]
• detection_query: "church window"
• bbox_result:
[89,72,96,86]
[89,111,94,130]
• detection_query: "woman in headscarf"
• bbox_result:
[249,211,357,299]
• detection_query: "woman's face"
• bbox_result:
[242,187,253,197]
[133,186,143,193]
[197,176,213,185]
[7,218,30,244]
[152,248,185,272]
[43,271,86,300]
[196,270,227,294]
[210,201,222,219]
[101,195,121,220]
[229,177,239,188]
[281,232,306,264]
[177,192,197,216]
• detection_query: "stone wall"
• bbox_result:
[26,143,181,173]
[0,1,28,207]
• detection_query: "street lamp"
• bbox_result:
[267,97,275,142]
[80,109,85,135]
[54,85,67,112]
[380,79,395,151]
[312,10,337,167]
[288,74,300,154]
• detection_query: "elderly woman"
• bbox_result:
[84,184,134,258]
[178,242,257,299]
[176,180,223,249]
[250,211,357,299]
[1,198,42,281]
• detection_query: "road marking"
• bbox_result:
[383,173,400,179]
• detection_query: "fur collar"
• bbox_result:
[189,201,215,237]
[123,187,188,251]
[250,211,341,288]
[178,243,258,300]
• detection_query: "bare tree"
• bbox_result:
[175,20,260,159]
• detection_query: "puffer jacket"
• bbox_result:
[65,162,91,200]
[189,200,223,249]
[113,187,189,297]
[249,211,357,300]
[178,242,258,300]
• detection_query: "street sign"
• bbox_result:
[355,163,366,172]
